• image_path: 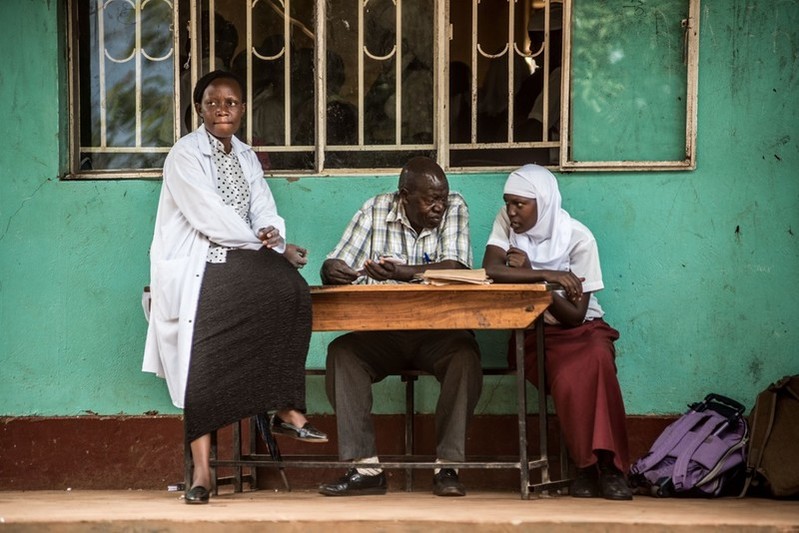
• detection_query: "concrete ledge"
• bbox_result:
[0,490,797,533]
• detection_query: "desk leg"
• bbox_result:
[536,317,551,489]
[515,328,530,500]
[405,376,415,492]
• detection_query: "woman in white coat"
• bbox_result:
[143,70,326,504]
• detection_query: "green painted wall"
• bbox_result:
[1,0,797,418]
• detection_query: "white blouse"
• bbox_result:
[486,207,606,325]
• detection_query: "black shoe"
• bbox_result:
[570,466,599,498]
[185,485,209,504]
[599,466,633,501]
[433,468,466,497]
[318,468,387,496]
[271,415,328,443]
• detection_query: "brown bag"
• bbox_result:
[741,375,799,498]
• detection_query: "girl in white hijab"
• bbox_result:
[483,164,632,501]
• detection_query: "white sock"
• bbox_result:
[355,456,382,476]
[434,458,458,475]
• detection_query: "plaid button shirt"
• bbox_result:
[327,191,473,284]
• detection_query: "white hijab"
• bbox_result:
[504,164,573,271]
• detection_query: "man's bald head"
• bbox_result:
[398,156,447,193]
[398,156,450,233]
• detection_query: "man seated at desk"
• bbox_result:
[318,156,483,497]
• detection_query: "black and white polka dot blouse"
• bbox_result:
[206,132,251,263]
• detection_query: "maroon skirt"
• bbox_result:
[509,318,630,472]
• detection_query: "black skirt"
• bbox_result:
[184,247,311,442]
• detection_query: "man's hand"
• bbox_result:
[283,244,308,269]
[321,258,361,285]
[362,258,400,282]
[257,226,284,249]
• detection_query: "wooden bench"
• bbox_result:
[304,366,546,492]
[209,364,569,495]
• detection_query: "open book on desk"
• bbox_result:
[414,268,493,285]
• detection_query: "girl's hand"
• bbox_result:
[505,247,531,269]
[547,270,584,302]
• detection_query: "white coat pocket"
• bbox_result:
[153,257,191,320]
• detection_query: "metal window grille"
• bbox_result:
[67,0,698,178]
[69,0,178,177]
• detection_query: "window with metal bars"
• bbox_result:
[66,0,699,178]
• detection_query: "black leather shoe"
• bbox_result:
[570,466,599,498]
[599,466,633,501]
[433,468,466,497]
[318,468,387,496]
[271,415,328,443]
[185,485,209,504]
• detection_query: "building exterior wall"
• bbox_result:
[1,0,797,425]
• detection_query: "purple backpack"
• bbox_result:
[629,394,749,497]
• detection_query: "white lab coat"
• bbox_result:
[142,126,286,408]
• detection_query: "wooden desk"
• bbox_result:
[212,283,562,499]
[313,283,557,499]
[309,283,550,331]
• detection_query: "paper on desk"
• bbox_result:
[415,268,493,285]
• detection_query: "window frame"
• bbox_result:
[559,0,700,172]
